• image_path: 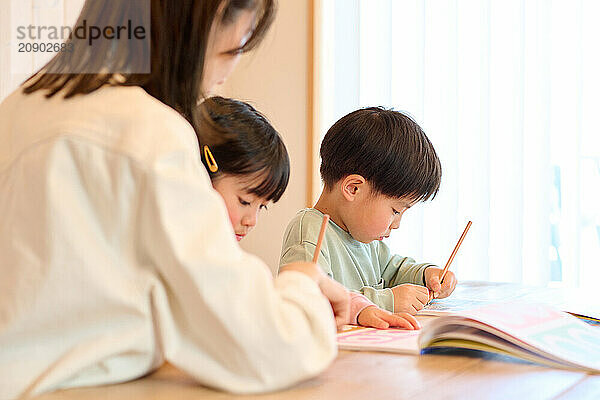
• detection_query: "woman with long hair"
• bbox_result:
[0,1,349,397]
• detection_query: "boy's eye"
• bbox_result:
[392,209,400,215]
[260,204,268,211]
[238,197,251,206]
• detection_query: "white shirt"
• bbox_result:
[0,86,336,399]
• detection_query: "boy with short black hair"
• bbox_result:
[279,107,457,327]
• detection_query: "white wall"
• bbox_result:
[220,0,310,274]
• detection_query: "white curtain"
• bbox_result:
[316,0,600,288]
[0,0,85,101]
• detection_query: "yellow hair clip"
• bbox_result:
[203,145,218,173]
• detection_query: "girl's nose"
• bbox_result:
[241,209,258,227]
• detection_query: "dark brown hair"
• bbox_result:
[320,107,442,202]
[198,96,289,202]
[22,0,275,144]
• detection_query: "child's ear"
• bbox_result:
[340,174,366,201]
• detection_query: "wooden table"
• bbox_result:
[36,282,600,400]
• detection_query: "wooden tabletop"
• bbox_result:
[35,282,600,400]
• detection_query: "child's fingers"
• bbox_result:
[416,285,430,295]
[438,273,457,298]
[428,273,442,293]
[383,314,414,330]
[386,313,419,330]
[424,285,435,301]
[368,314,390,329]
[358,307,391,329]
[415,287,429,304]
[412,298,425,312]
[395,312,421,329]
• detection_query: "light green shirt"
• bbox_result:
[279,208,437,312]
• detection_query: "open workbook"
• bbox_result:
[337,302,600,373]
[418,281,600,325]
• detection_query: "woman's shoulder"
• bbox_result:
[2,85,199,168]
[86,86,199,159]
[2,84,185,124]
[69,85,195,144]
[87,86,188,125]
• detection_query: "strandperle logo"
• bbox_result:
[16,19,147,46]
[10,0,151,74]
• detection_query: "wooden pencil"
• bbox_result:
[312,214,330,263]
[440,220,472,283]
[428,220,472,303]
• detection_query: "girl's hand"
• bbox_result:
[280,262,350,328]
[424,266,457,300]
[390,283,430,314]
[316,274,351,328]
[357,306,421,330]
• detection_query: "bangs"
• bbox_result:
[391,135,442,203]
[371,118,442,202]
[226,0,275,54]
[242,163,289,203]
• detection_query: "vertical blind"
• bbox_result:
[316,0,600,288]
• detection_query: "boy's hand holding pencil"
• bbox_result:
[426,221,472,301]
[424,267,457,299]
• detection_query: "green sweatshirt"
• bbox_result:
[279,208,437,312]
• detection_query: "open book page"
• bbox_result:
[418,281,531,316]
[419,297,493,316]
[337,325,421,355]
[419,281,600,324]
[420,302,600,372]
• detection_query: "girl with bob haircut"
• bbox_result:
[199,96,290,241]
[0,1,350,398]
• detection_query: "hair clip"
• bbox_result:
[203,145,218,173]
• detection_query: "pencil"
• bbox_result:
[312,214,330,263]
[430,220,472,302]
[440,220,472,283]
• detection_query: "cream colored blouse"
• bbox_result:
[0,86,336,399]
